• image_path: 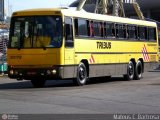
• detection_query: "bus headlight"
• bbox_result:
[52,69,57,75]
[9,70,14,75]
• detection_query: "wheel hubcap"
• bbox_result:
[138,66,141,75]
[129,64,134,76]
[79,67,85,80]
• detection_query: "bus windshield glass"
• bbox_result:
[9,16,62,48]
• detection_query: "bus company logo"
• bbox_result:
[89,55,95,64]
[1,114,18,120]
[142,44,150,62]
[2,114,8,120]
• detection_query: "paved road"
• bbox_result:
[0,71,160,114]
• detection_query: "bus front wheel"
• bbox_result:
[124,61,135,80]
[31,79,46,88]
[74,62,88,86]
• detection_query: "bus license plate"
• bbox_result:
[27,72,36,75]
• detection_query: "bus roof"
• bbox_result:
[12,8,157,27]
[12,8,62,16]
[61,9,157,27]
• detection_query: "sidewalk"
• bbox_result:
[0,74,8,77]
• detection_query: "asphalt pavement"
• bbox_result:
[0,71,160,119]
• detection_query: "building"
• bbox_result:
[128,0,160,22]
[70,0,160,22]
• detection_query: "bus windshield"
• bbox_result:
[9,16,62,48]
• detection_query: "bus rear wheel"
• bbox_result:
[124,61,135,80]
[74,62,88,86]
[134,60,143,80]
[31,79,46,88]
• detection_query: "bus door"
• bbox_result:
[64,17,75,65]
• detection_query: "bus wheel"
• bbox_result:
[124,61,135,80]
[134,60,143,80]
[31,79,46,88]
[75,62,88,86]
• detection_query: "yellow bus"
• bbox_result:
[7,8,159,87]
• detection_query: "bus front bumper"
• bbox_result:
[8,66,63,80]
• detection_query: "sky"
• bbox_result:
[5,0,76,16]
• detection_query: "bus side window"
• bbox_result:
[104,22,106,38]
[128,25,137,40]
[77,18,88,37]
[145,27,148,40]
[93,21,105,38]
[106,22,115,38]
[89,21,94,37]
[94,21,101,37]
[112,23,116,38]
[117,24,126,39]
[99,22,104,38]
[115,24,119,38]
[135,26,138,40]
[65,17,73,48]
[139,26,147,40]
[148,27,156,41]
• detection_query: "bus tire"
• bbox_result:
[134,60,143,80]
[75,62,88,86]
[124,61,135,80]
[31,79,46,88]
